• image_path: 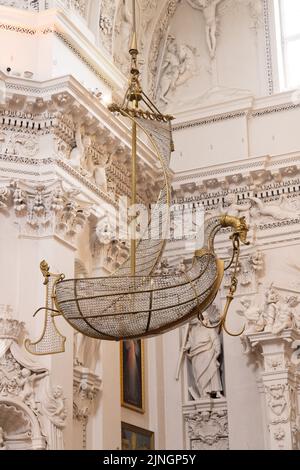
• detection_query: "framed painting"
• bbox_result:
[120,339,145,413]
[121,422,154,450]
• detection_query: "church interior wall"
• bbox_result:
[1,0,300,452]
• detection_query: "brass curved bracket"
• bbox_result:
[25,261,66,356]
[218,295,245,337]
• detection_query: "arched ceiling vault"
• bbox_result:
[96,1,177,91]
[90,1,265,111]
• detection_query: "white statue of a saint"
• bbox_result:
[184,315,222,398]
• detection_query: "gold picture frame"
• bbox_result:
[121,422,154,450]
[120,339,145,413]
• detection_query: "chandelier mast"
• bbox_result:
[129,0,139,276]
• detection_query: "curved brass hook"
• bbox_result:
[219,296,245,337]
[33,307,61,318]
[197,311,222,329]
[200,227,248,337]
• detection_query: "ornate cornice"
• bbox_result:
[173,153,300,184]
[263,0,274,96]
[0,73,159,171]
[173,101,300,132]
[252,102,300,118]
[173,111,246,132]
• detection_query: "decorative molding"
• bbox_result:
[183,399,228,450]
[0,179,91,238]
[99,0,116,55]
[73,366,101,450]
[0,22,36,35]
[252,102,300,118]
[0,0,40,10]
[56,159,118,208]
[173,102,300,132]
[0,154,53,167]
[0,21,115,90]
[0,73,160,206]
[173,154,300,183]
[173,111,246,132]
[148,0,181,98]
[263,0,274,95]
[244,329,300,449]
[50,28,113,90]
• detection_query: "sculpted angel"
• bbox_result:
[43,385,67,429]
[249,195,300,221]
[222,193,251,219]
[16,368,48,411]
[237,297,264,334]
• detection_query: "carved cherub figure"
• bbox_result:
[17,368,48,411]
[250,250,264,273]
[272,296,298,335]
[264,285,280,333]
[222,193,251,219]
[238,297,264,334]
[44,385,67,429]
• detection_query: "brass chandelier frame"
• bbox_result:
[25,1,250,356]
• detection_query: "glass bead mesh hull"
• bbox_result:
[55,252,223,340]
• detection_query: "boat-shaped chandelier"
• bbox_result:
[25,1,249,356]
